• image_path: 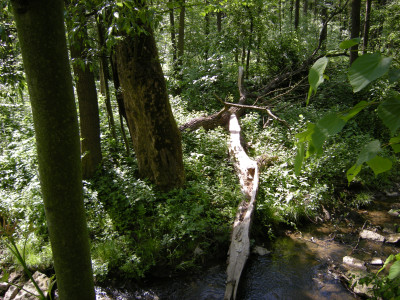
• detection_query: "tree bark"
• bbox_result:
[295,0,300,30]
[204,0,210,61]
[116,25,185,190]
[362,0,372,54]
[67,4,102,179]
[169,0,177,64]
[10,0,95,298]
[245,6,254,79]
[110,52,131,156]
[97,17,117,140]
[350,0,361,65]
[177,0,185,73]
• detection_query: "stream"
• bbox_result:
[96,193,400,300]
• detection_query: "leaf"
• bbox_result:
[347,164,362,183]
[339,37,361,50]
[377,93,400,135]
[340,101,371,122]
[310,113,346,155]
[294,143,305,176]
[388,260,400,280]
[295,123,315,143]
[1,269,9,282]
[356,140,381,165]
[388,68,400,84]
[307,57,329,105]
[366,156,392,176]
[390,135,400,153]
[348,53,392,92]
[378,254,395,275]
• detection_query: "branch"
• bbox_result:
[222,102,290,129]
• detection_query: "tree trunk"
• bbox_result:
[116,27,185,190]
[204,0,210,61]
[224,113,259,300]
[169,0,177,65]
[110,53,131,156]
[177,0,185,72]
[321,3,328,52]
[67,5,102,179]
[350,0,361,65]
[10,0,95,298]
[295,0,300,30]
[362,0,372,54]
[245,6,253,79]
[97,18,117,140]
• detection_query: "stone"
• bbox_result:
[386,233,400,244]
[4,285,19,300]
[194,246,204,256]
[359,229,385,242]
[388,209,400,217]
[13,271,50,300]
[252,246,271,256]
[0,281,9,291]
[346,269,373,298]
[342,256,367,270]
[370,258,384,265]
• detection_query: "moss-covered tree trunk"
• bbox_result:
[67,4,102,179]
[116,22,185,190]
[10,0,95,298]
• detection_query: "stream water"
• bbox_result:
[97,194,400,300]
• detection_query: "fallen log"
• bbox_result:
[224,113,259,300]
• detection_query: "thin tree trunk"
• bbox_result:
[362,0,372,54]
[350,0,361,65]
[97,18,117,140]
[11,0,95,298]
[68,16,102,179]
[245,6,253,79]
[321,3,328,52]
[177,0,185,72]
[217,11,223,68]
[169,0,177,65]
[204,0,210,61]
[110,53,130,156]
[295,0,300,30]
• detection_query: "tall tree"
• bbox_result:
[295,0,300,30]
[10,0,95,298]
[350,0,361,64]
[177,0,186,73]
[169,0,177,64]
[67,2,102,179]
[116,2,185,190]
[362,0,372,54]
[97,16,117,140]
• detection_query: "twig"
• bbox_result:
[350,220,368,254]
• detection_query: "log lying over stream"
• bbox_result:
[224,113,259,300]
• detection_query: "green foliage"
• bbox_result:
[348,53,392,92]
[296,49,400,184]
[307,57,329,105]
[339,37,361,50]
[359,253,400,299]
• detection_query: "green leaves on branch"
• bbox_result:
[296,50,399,182]
[348,53,392,92]
[346,140,392,183]
[377,93,400,135]
[339,37,361,50]
[307,57,329,105]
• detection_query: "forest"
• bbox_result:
[1,0,400,299]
